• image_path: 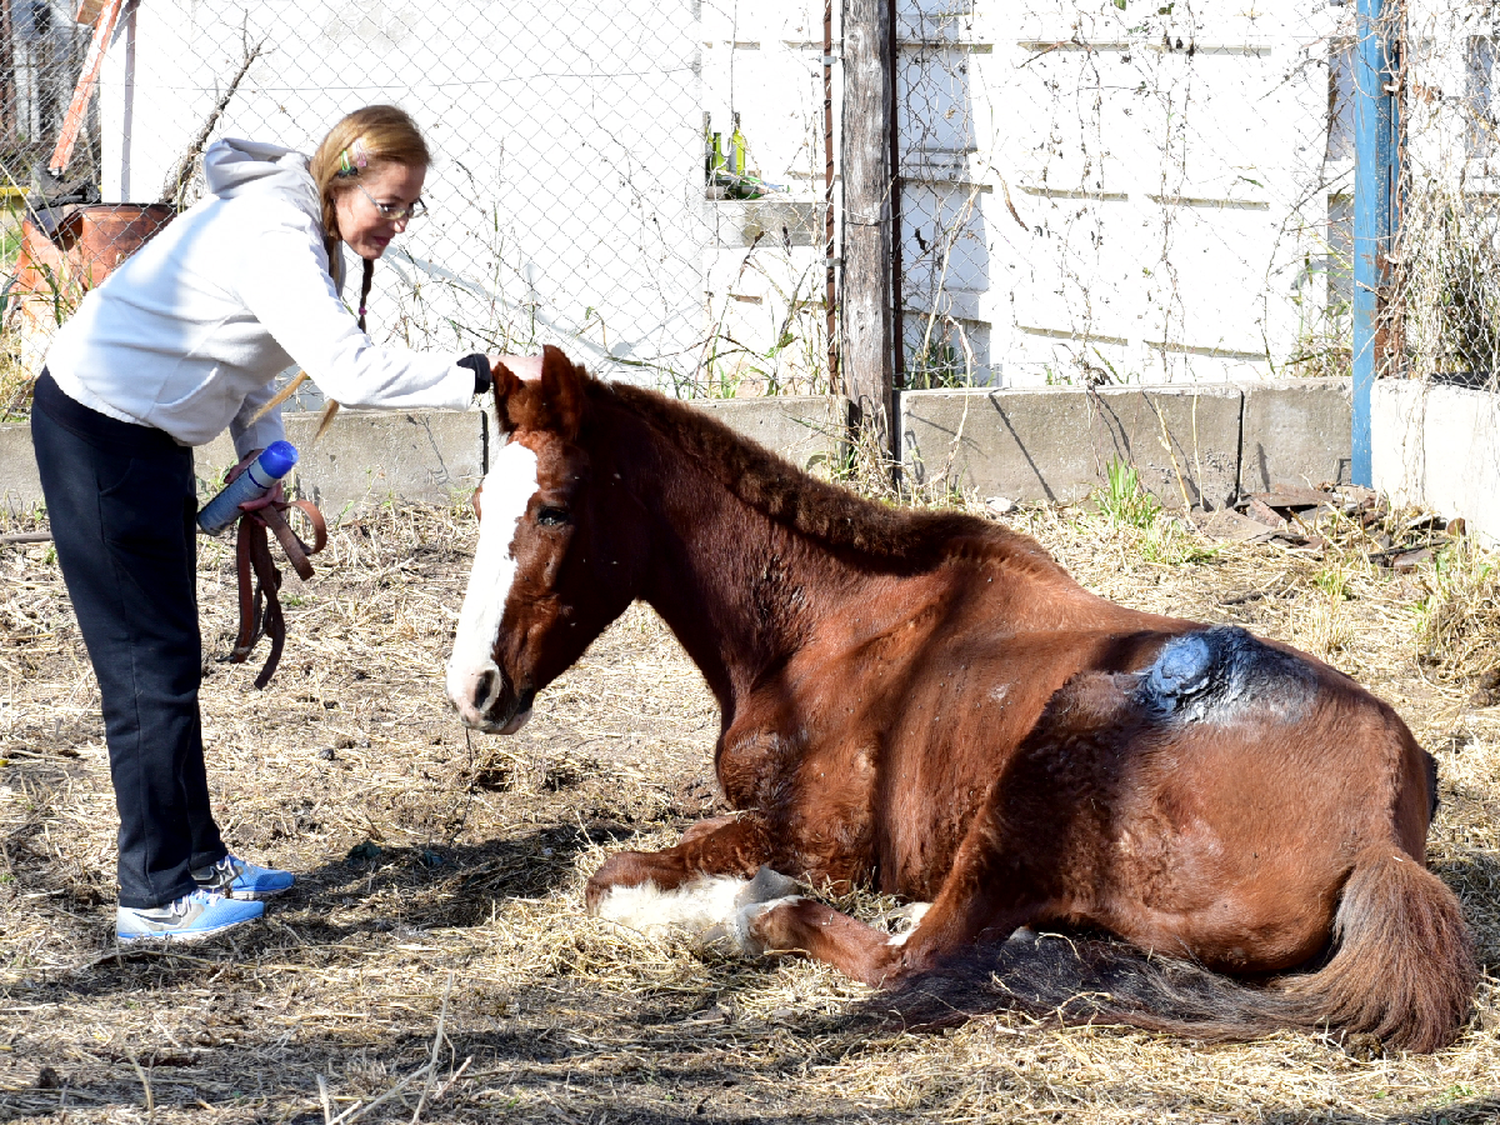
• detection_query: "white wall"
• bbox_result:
[897,0,1350,388]
[1374,380,1500,550]
[81,0,1350,393]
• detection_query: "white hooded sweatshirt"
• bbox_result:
[43,138,476,456]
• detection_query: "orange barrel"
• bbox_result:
[11,203,175,295]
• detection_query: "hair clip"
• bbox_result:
[337,137,370,177]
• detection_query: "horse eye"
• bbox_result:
[536,506,570,527]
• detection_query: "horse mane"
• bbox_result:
[583,375,1067,576]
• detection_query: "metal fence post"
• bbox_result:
[1353,0,1399,488]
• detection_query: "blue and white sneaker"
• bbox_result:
[192,854,296,900]
[116,889,264,944]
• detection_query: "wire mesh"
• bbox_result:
[1,0,835,404]
[1,0,1491,408]
[1395,0,1500,391]
[894,0,1365,389]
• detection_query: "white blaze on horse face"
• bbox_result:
[446,439,539,727]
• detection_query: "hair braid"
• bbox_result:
[357,257,374,332]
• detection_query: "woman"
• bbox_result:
[31,105,504,943]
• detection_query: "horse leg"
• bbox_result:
[586,813,799,935]
[587,721,883,937]
[728,782,1056,986]
[726,675,1142,984]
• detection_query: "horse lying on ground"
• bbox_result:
[444,346,1475,1052]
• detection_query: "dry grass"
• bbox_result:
[0,322,33,421]
[2,490,1499,1123]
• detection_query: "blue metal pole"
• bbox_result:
[1352,0,1397,487]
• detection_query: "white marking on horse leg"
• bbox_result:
[593,874,751,938]
[446,439,538,726]
[886,901,932,947]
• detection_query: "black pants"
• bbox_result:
[31,371,226,909]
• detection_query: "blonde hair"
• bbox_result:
[253,107,432,439]
[310,104,431,262]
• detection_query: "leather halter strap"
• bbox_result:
[230,499,328,689]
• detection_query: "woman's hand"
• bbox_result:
[489,354,543,382]
[225,448,285,513]
[225,448,262,485]
[238,480,286,513]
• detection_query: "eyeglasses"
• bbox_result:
[356,183,427,222]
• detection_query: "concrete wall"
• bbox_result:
[0,410,484,520]
[1373,380,1500,550]
[0,395,851,519]
[17,378,1500,555]
[192,410,487,520]
[900,378,1352,509]
[1,419,44,516]
[1239,379,1355,495]
[693,394,849,476]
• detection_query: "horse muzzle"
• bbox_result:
[446,660,536,734]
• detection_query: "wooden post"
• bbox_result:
[48,0,127,175]
[841,0,894,458]
[0,0,15,145]
[823,0,838,393]
[886,0,903,384]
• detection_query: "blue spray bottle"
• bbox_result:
[197,440,299,535]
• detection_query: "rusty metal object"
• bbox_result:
[11,204,175,296]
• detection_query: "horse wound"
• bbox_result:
[1135,625,1314,723]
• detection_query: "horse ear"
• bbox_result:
[538,344,586,439]
[489,359,525,431]
[492,359,524,399]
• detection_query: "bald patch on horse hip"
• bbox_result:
[1136,626,1315,724]
[447,439,538,684]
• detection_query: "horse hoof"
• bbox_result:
[735,865,799,907]
[718,894,803,958]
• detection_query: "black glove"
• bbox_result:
[457,353,491,396]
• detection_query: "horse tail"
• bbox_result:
[1270,848,1475,1052]
[867,849,1475,1052]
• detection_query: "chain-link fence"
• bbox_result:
[1396,0,1500,391]
[894,1,1366,390]
[2,0,835,407]
[895,0,1500,395]
[2,1,1494,410]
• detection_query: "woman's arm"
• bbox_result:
[232,201,476,412]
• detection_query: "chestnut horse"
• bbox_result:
[446,347,1475,1052]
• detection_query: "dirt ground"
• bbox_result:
[2,492,1498,1124]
